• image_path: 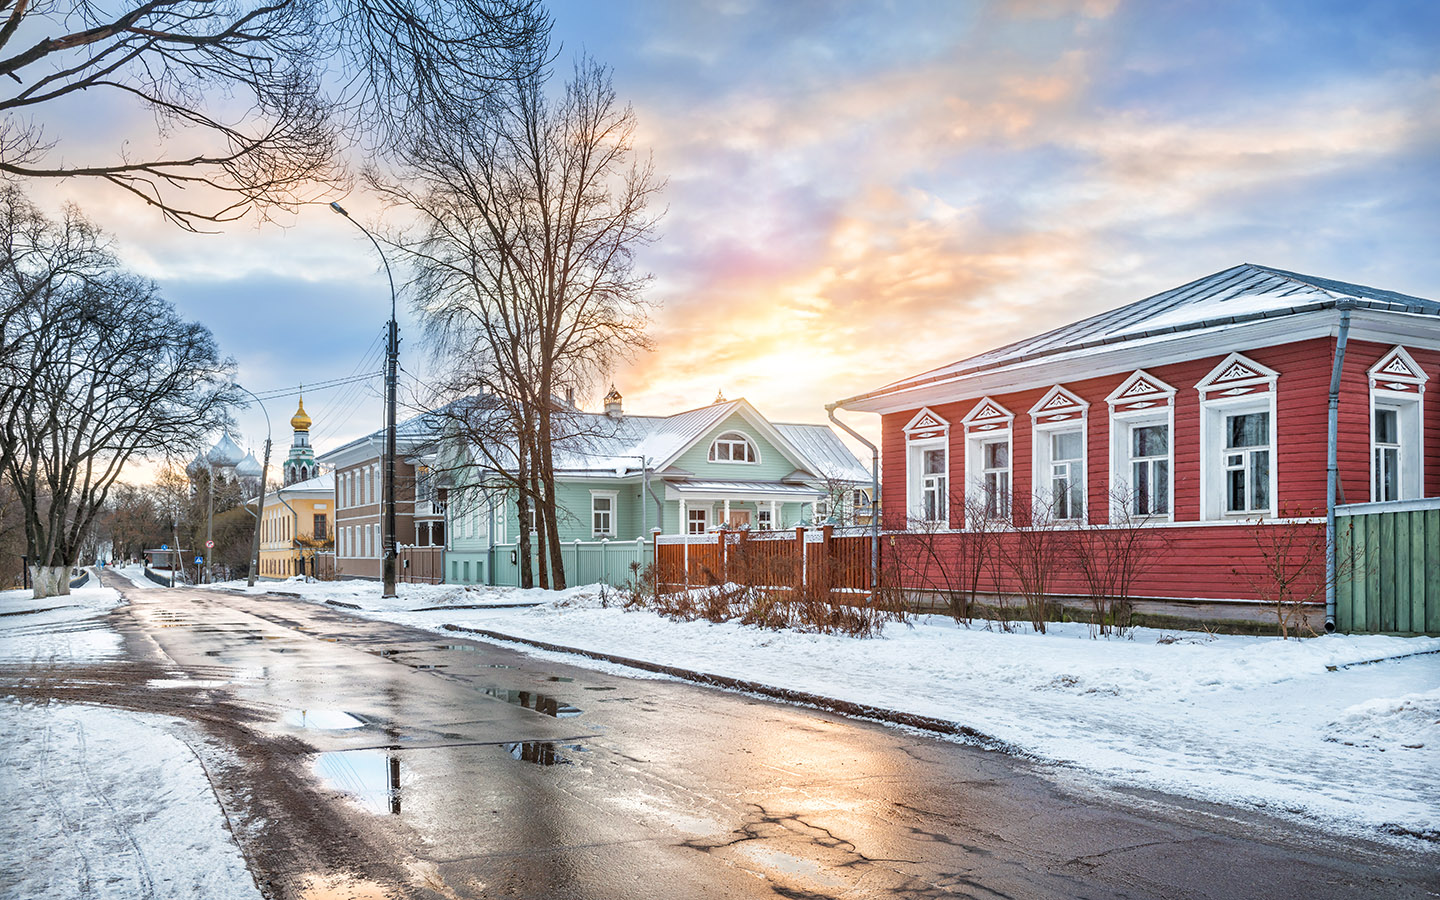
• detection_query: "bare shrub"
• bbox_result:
[1071,488,1168,637]
[1234,511,1332,639]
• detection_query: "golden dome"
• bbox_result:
[290,396,312,432]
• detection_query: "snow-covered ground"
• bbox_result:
[209,575,1440,846]
[0,573,262,899]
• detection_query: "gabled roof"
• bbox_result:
[773,423,871,483]
[838,264,1439,411]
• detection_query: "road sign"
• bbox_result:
[161,543,169,550]
[195,556,204,564]
[205,540,214,549]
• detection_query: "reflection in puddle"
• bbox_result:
[283,709,366,730]
[583,686,616,691]
[546,676,574,683]
[297,872,392,899]
[315,748,402,814]
[502,741,586,766]
[436,644,480,653]
[484,688,580,718]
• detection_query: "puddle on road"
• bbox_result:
[583,686,616,691]
[483,688,581,718]
[487,663,514,669]
[546,676,573,683]
[315,748,402,814]
[737,847,848,889]
[147,678,230,689]
[296,873,392,900]
[436,644,481,653]
[502,741,587,766]
[406,663,449,670]
[283,709,366,730]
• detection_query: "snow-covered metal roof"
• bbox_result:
[206,433,244,466]
[668,480,824,496]
[235,451,263,478]
[279,472,334,494]
[773,423,870,483]
[840,264,1439,409]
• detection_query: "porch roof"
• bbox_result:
[665,480,824,501]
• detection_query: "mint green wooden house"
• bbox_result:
[444,393,871,587]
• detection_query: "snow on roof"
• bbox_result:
[773,423,870,483]
[846,264,1439,405]
[279,472,334,493]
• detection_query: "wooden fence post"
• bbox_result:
[796,525,806,590]
[718,526,729,584]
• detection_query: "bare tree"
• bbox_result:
[0,0,548,229]
[0,195,237,596]
[885,489,1004,624]
[1070,488,1168,637]
[1234,512,1332,639]
[386,38,663,590]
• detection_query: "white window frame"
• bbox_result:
[707,430,760,464]
[591,490,618,538]
[1029,386,1088,522]
[1106,370,1176,522]
[1368,346,1426,503]
[904,407,951,529]
[686,505,711,534]
[756,507,774,530]
[1197,353,1279,521]
[961,398,1014,526]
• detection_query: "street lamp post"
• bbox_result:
[330,201,399,598]
[235,384,273,587]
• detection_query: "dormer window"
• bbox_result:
[709,431,758,463]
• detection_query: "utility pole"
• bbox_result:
[331,201,400,598]
[234,385,273,588]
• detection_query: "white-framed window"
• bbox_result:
[1106,370,1176,521]
[1197,353,1279,520]
[904,407,952,528]
[1046,430,1084,520]
[814,496,832,523]
[1029,386,1089,521]
[1373,407,1401,502]
[687,507,709,534]
[591,490,617,537]
[757,507,773,530]
[980,438,1011,520]
[1128,422,1171,516]
[1368,346,1426,502]
[1223,411,1271,514]
[708,431,758,463]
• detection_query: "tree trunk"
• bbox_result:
[30,566,69,599]
[515,491,534,589]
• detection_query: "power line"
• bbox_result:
[252,371,378,400]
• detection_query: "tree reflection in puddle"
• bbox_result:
[315,748,402,814]
[483,687,581,718]
[501,742,587,766]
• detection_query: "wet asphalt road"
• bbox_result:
[24,572,1440,899]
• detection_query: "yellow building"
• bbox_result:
[255,399,333,578]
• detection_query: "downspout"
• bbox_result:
[1325,301,1354,633]
[826,403,880,595]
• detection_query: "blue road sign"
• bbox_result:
[161,544,169,550]
[194,556,204,564]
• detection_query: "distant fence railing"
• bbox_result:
[490,537,654,589]
[654,526,874,596]
[1335,498,1440,635]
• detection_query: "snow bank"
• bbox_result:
[260,578,1440,845]
[0,579,125,663]
[0,701,261,900]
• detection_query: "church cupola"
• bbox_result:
[604,385,623,418]
[283,393,318,485]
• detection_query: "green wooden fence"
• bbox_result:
[1334,499,1440,635]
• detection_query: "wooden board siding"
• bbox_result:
[883,521,1325,603]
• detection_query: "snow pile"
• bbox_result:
[1,568,262,899]
[0,701,261,900]
[0,580,125,663]
[266,579,1440,844]
[199,575,604,611]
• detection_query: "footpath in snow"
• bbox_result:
[0,571,261,900]
[209,575,1440,847]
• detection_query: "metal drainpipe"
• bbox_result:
[826,403,880,595]
[1325,302,1354,633]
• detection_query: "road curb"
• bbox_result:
[440,623,1020,755]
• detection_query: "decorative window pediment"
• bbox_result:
[1368,346,1427,394]
[1029,385,1088,423]
[1106,370,1176,411]
[1196,352,1278,398]
[961,397,1013,434]
[904,407,950,441]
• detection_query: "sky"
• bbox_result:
[22,0,1440,474]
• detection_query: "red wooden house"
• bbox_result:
[836,264,1439,629]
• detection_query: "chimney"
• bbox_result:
[604,384,623,418]
[565,386,575,408]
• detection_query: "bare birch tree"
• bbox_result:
[386,39,663,590]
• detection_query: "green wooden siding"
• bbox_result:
[1335,503,1440,635]
[671,413,806,482]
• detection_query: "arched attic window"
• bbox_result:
[709,431,759,463]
